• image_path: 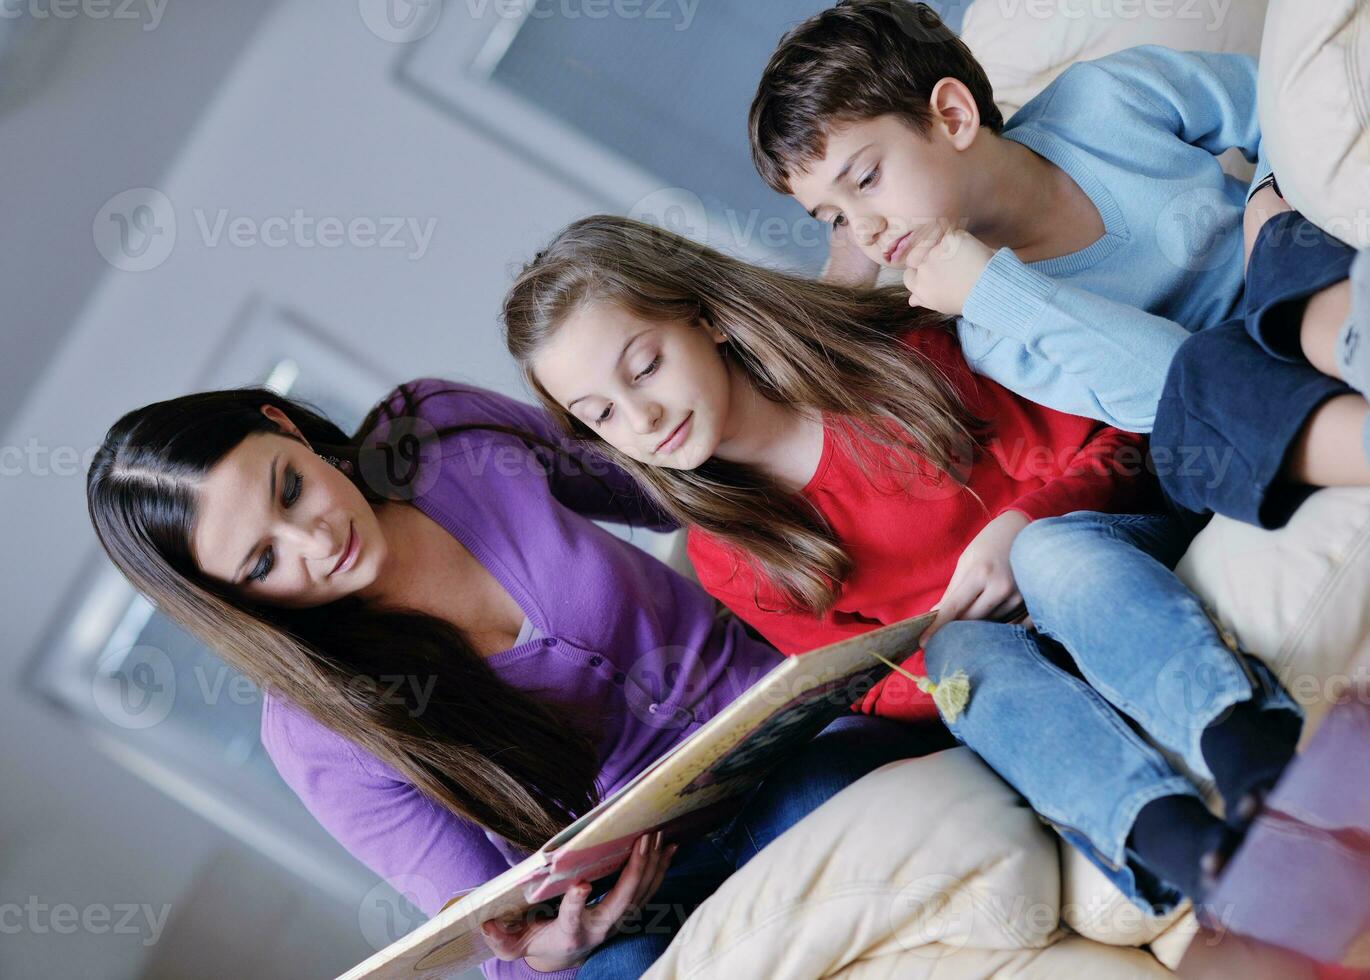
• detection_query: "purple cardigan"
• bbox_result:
[259,379,782,979]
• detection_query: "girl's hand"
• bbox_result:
[480,832,675,973]
[919,511,1031,647]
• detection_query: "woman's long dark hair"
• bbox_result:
[86,381,602,851]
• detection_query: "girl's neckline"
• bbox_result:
[798,419,836,497]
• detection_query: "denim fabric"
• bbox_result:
[922,510,1303,912]
[1153,210,1358,529]
[578,714,950,978]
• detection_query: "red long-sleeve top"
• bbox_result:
[687,326,1160,723]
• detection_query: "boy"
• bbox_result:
[748,0,1369,530]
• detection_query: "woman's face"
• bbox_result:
[531,300,734,471]
[190,405,388,608]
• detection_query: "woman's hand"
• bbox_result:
[480,832,676,973]
[919,510,1032,647]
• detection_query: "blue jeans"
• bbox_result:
[577,713,952,978]
[922,509,1303,913]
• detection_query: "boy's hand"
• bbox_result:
[919,510,1031,647]
[903,227,995,317]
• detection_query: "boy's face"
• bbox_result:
[789,113,971,270]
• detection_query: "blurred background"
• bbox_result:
[1,0,981,976]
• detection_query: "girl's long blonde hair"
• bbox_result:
[502,215,989,614]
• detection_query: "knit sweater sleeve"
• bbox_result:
[1079,46,1261,164]
[958,46,1265,434]
[959,253,1192,433]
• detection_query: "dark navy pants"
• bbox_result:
[1153,211,1359,529]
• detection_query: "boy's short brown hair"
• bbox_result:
[749,0,1003,195]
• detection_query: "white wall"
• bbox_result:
[0,1,603,975]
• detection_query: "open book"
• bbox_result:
[340,612,934,979]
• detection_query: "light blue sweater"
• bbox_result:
[958,45,1270,433]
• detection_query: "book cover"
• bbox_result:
[339,612,933,979]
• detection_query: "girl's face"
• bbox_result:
[531,300,733,470]
[190,406,388,608]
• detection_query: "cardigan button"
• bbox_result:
[588,655,603,667]
[541,637,557,647]
[612,671,626,685]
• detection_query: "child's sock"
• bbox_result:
[1199,693,1299,828]
[1128,793,1238,902]
[1334,247,1370,397]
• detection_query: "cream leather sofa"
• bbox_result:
[644,1,1370,976]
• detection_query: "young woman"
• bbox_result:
[84,378,943,979]
[502,215,1304,914]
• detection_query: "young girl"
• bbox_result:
[503,215,1304,914]
[84,378,940,979]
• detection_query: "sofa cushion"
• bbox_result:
[1257,0,1370,247]
[958,0,1268,121]
[1175,488,1370,742]
[643,748,1065,980]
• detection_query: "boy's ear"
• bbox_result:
[929,77,981,151]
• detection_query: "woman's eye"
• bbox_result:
[635,355,661,381]
[858,166,879,191]
[593,404,613,427]
[247,468,303,583]
[832,213,847,228]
